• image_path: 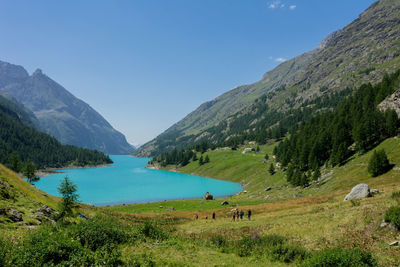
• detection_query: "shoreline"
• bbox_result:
[38,163,112,177]
[145,162,245,189]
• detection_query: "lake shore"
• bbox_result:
[38,163,112,177]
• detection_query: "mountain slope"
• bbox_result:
[0,95,113,169]
[0,61,134,155]
[135,0,400,157]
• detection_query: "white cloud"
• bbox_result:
[275,57,286,62]
[268,1,297,10]
[268,0,281,9]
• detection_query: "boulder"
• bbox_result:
[390,241,399,246]
[204,192,214,200]
[36,205,58,216]
[221,201,229,206]
[344,184,371,201]
[265,187,272,192]
[8,208,23,222]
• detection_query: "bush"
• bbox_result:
[138,221,168,240]
[13,226,83,266]
[391,191,400,204]
[234,234,286,257]
[384,206,400,230]
[270,244,308,263]
[210,235,227,248]
[368,150,391,177]
[69,215,129,250]
[301,248,377,267]
[0,238,12,266]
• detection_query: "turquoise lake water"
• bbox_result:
[35,155,242,206]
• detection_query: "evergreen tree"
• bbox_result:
[268,163,275,175]
[265,153,269,161]
[204,155,210,163]
[7,152,21,172]
[58,176,79,218]
[368,149,391,177]
[23,161,39,184]
[199,155,204,166]
[312,168,321,181]
[256,146,260,152]
[192,153,198,161]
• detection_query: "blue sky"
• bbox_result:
[0,0,376,145]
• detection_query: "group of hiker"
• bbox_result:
[194,209,252,221]
[232,209,251,221]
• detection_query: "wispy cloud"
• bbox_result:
[268,1,296,10]
[269,56,287,63]
[268,0,281,9]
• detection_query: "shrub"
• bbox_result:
[384,206,400,230]
[69,215,129,250]
[0,238,12,266]
[138,221,168,240]
[270,244,308,263]
[210,235,227,248]
[234,234,286,257]
[368,150,391,177]
[391,191,400,204]
[301,248,377,267]
[13,226,83,266]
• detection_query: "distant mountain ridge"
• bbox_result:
[0,60,134,155]
[135,0,400,157]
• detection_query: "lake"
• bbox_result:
[35,155,242,206]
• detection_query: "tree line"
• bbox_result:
[0,100,113,172]
[274,70,400,186]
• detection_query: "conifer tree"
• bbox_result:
[199,155,204,166]
[368,149,390,177]
[204,155,210,163]
[268,163,275,175]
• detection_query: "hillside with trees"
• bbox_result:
[0,95,112,170]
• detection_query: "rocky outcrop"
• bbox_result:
[378,89,400,117]
[344,184,371,201]
[0,207,23,222]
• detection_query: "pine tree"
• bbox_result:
[256,146,260,152]
[265,153,269,161]
[368,149,390,177]
[199,155,204,166]
[7,152,21,172]
[23,161,39,184]
[268,163,275,175]
[58,176,79,218]
[192,153,198,161]
[204,155,210,163]
[312,168,321,181]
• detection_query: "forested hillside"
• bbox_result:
[0,61,134,155]
[136,0,400,157]
[0,96,112,170]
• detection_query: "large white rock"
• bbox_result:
[344,184,371,201]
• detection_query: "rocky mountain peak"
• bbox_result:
[32,68,43,76]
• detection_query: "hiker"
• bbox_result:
[212,211,216,220]
[236,209,240,220]
[240,210,244,220]
[232,210,236,221]
[247,209,252,220]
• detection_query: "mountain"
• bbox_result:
[135,0,400,157]
[0,94,112,169]
[0,61,134,154]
